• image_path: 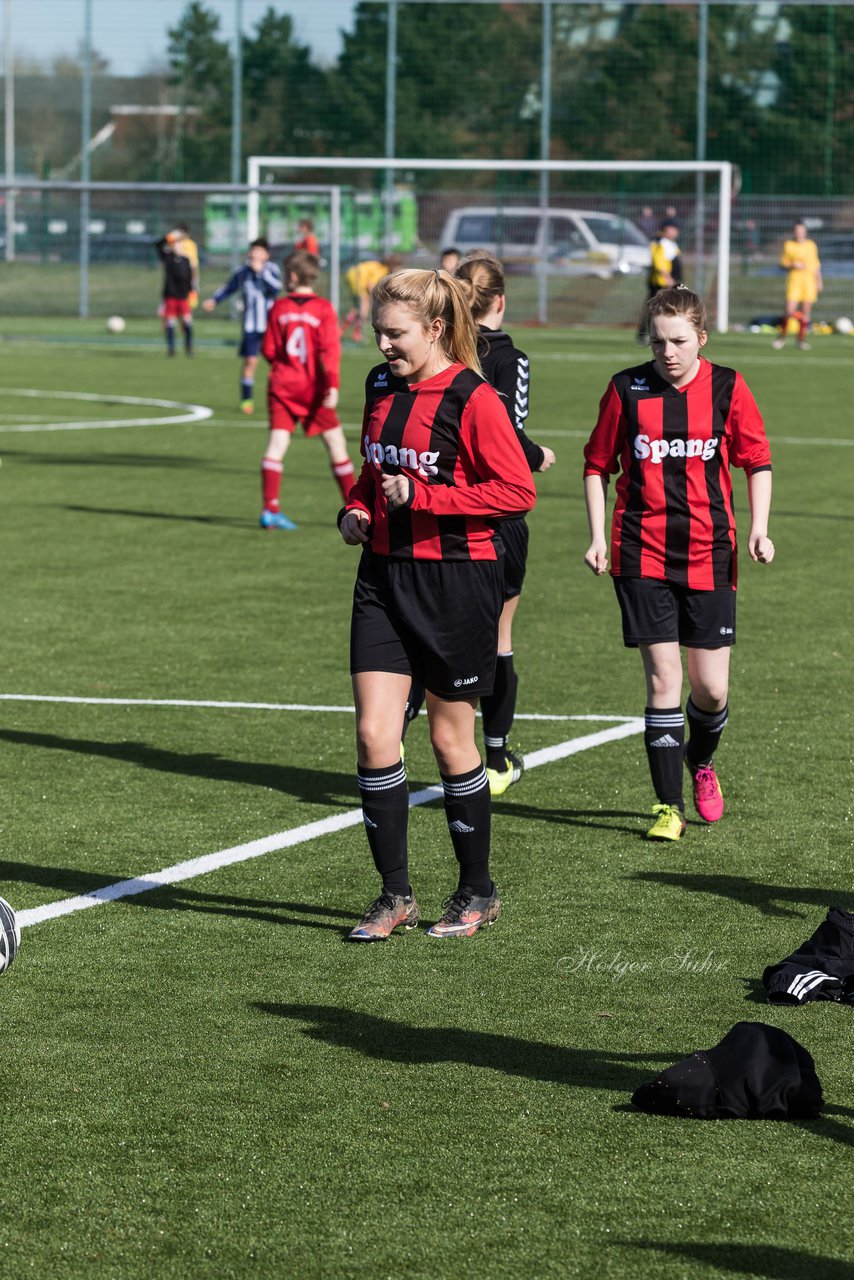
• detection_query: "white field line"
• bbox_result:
[17,718,643,931]
[0,693,634,722]
[0,388,212,433]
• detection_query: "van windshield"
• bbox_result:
[583,215,648,247]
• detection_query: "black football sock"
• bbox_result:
[357,761,410,897]
[482,652,518,771]
[686,697,729,769]
[441,764,493,896]
[644,706,685,810]
[183,321,193,355]
[166,320,176,355]
[401,680,426,744]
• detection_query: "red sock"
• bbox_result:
[331,458,355,502]
[798,313,809,341]
[261,459,283,512]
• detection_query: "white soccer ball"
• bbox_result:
[834,316,853,335]
[0,897,21,975]
[106,315,126,334]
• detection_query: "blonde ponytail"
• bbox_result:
[372,268,482,375]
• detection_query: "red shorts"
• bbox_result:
[268,389,340,436]
[160,297,192,320]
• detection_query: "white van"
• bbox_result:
[439,206,651,278]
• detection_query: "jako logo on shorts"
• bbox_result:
[365,435,440,478]
[633,434,720,464]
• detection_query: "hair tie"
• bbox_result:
[434,268,441,281]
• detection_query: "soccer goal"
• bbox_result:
[248,156,734,331]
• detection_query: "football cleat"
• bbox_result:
[260,509,298,531]
[241,400,255,415]
[427,885,500,938]
[797,340,811,351]
[348,891,420,942]
[771,336,786,350]
[646,804,686,842]
[688,764,725,823]
[486,750,523,798]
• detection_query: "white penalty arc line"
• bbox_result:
[0,388,213,433]
[0,693,635,723]
[17,718,643,931]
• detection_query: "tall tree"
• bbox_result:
[328,2,541,179]
[167,1,232,180]
[242,8,330,158]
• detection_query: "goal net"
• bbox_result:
[248,157,734,331]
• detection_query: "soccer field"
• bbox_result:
[1,318,852,1280]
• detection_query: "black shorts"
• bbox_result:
[614,577,736,649]
[350,551,504,700]
[498,517,529,600]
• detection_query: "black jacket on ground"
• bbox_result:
[762,906,854,1005]
[631,1022,823,1120]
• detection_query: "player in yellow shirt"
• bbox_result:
[773,221,822,351]
[169,224,199,305]
[341,258,394,342]
[638,219,682,339]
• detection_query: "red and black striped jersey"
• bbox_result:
[345,361,536,561]
[584,359,772,590]
[262,292,340,402]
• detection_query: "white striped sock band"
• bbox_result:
[442,768,488,798]
[645,713,684,726]
[357,764,406,791]
[483,735,507,749]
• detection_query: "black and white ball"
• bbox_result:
[0,897,21,974]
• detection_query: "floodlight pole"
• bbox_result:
[230,0,243,274]
[695,0,708,298]
[537,0,553,325]
[383,0,398,258]
[78,0,92,318]
[3,0,14,263]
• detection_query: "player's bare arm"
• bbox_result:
[583,473,609,575]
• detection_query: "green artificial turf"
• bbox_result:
[0,318,851,1279]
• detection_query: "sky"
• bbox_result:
[6,0,360,73]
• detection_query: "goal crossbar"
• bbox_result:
[248,157,734,331]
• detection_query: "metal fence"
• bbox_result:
[2,178,852,329]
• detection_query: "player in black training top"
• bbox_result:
[401,253,555,797]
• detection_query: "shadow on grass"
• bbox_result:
[488,802,646,836]
[611,1240,854,1278]
[1,449,221,470]
[0,858,354,933]
[628,871,853,918]
[62,504,254,529]
[0,727,374,805]
[254,1003,675,1090]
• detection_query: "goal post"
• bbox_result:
[244,167,343,313]
[248,156,734,331]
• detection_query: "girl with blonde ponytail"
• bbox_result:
[338,267,537,942]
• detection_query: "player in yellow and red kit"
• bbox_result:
[259,250,355,530]
[773,220,822,351]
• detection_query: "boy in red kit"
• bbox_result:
[259,250,355,530]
